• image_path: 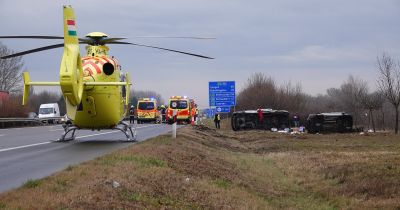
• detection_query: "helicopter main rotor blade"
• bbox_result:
[108,41,214,59]
[0,36,64,40]
[0,43,65,59]
[101,37,127,43]
[79,37,127,45]
[132,36,216,40]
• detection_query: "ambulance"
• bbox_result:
[166,96,194,124]
[136,98,160,124]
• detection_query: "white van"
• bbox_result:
[38,103,61,124]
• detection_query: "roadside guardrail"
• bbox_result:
[0,117,63,129]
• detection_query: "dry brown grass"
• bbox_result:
[0,122,400,209]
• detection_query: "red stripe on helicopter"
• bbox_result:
[86,61,102,74]
[100,57,111,64]
[102,57,117,67]
[67,20,75,25]
[84,67,94,76]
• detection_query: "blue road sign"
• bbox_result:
[216,106,230,113]
[209,81,235,107]
[204,108,216,118]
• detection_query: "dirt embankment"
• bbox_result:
[1,124,400,209]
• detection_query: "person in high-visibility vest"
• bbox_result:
[214,113,221,129]
[195,108,199,124]
[160,105,166,123]
[129,105,135,124]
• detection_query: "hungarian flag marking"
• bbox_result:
[67,19,77,36]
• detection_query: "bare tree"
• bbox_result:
[325,75,367,126]
[0,43,24,93]
[236,73,308,118]
[28,90,61,114]
[360,91,385,132]
[129,90,165,107]
[377,53,400,134]
[237,73,278,110]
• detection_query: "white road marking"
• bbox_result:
[75,131,120,139]
[0,125,60,131]
[0,134,4,137]
[49,129,65,132]
[0,124,160,153]
[0,142,51,152]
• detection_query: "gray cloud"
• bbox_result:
[1,0,399,107]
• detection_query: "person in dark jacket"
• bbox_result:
[129,105,135,124]
[214,113,221,129]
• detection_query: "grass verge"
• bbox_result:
[0,123,399,209]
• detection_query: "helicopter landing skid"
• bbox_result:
[115,121,137,142]
[55,124,78,142]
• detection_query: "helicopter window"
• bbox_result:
[138,102,155,110]
[103,63,114,75]
[170,100,188,109]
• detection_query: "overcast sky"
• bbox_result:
[1,0,399,108]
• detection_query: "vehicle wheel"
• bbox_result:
[231,114,238,131]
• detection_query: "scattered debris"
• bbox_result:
[112,180,120,188]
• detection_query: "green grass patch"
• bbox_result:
[144,135,172,145]
[214,179,232,189]
[232,154,340,210]
[23,179,42,188]
[121,191,143,202]
[120,191,180,207]
[48,178,70,193]
[101,154,166,168]
[0,202,6,209]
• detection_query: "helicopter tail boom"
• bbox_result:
[59,5,84,110]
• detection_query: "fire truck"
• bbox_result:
[166,96,194,124]
[136,98,160,124]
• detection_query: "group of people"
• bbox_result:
[129,104,222,129]
[257,108,302,128]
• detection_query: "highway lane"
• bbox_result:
[0,123,174,192]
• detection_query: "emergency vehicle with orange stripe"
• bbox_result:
[136,98,160,124]
[166,96,196,124]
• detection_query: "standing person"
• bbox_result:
[195,107,199,124]
[160,105,166,123]
[129,105,135,124]
[214,113,221,129]
[257,108,263,128]
[293,114,300,128]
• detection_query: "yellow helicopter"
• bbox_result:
[0,5,213,141]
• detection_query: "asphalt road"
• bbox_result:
[0,122,174,192]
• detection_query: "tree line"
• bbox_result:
[237,53,400,134]
[1,42,399,133]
